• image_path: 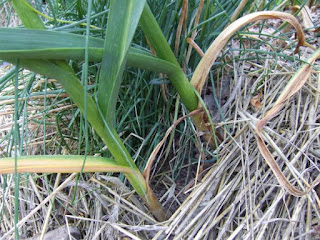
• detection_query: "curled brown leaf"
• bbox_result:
[256,48,320,196]
[191,11,306,97]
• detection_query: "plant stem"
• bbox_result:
[10,0,168,221]
[139,4,198,111]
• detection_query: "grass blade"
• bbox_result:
[11,0,45,29]
[0,155,142,175]
[13,60,19,240]
[0,28,184,76]
[97,0,146,123]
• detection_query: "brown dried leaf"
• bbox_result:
[175,0,188,56]
[191,11,305,97]
[256,48,320,196]
[250,92,263,109]
[185,0,205,64]
[187,38,204,57]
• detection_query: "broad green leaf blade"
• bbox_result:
[11,0,45,29]
[0,155,143,176]
[0,28,104,49]
[0,28,181,82]
[97,0,146,124]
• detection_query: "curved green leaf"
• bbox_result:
[0,28,181,75]
[0,155,143,177]
[140,4,198,111]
